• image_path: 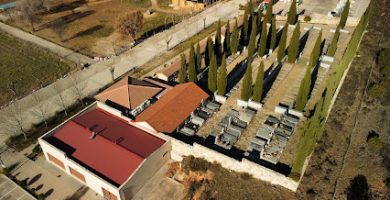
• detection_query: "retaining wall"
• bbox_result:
[169,137,299,191]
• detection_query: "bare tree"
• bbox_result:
[52,82,68,116]
[17,0,43,31]
[69,74,88,106]
[31,92,48,127]
[203,16,207,29]
[116,11,144,39]
[7,81,17,97]
[1,101,27,141]
[109,65,115,81]
[51,18,67,42]
[165,35,172,50]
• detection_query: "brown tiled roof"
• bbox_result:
[95,77,163,110]
[136,82,209,133]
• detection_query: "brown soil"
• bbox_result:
[297,0,390,199]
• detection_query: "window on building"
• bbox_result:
[69,167,86,183]
[102,188,118,200]
[47,153,65,169]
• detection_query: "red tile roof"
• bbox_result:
[136,83,209,133]
[53,109,165,186]
[95,77,165,110]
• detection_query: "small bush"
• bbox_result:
[367,83,385,98]
[239,172,252,180]
[37,194,45,200]
[32,144,42,154]
[182,156,210,173]
[304,16,312,22]
[290,172,301,181]
[0,167,8,175]
[368,136,383,152]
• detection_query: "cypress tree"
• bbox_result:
[179,54,187,83]
[263,1,273,24]
[188,44,197,82]
[205,37,214,66]
[288,22,301,63]
[224,20,231,54]
[230,19,239,55]
[217,54,227,96]
[287,0,297,25]
[195,42,202,72]
[270,16,277,51]
[311,30,322,67]
[295,66,311,111]
[247,16,257,59]
[258,22,267,57]
[252,61,264,102]
[257,9,263,32]
[327,25,340,56]
[248,0,253,17]
[242,5,250,44]
[277,23,288,63]
[215,20,222,56]
[208,53,217,92]
[339,0,350,28]
[241,59,253,101]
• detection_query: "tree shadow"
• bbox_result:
[7,162,20,173]
[35,184,44,191]
[39,10,95,30]
[44,188,54,198]
[64,25,103,42]
[134,22,175,46]
[64,186,89,200]
[28,173,42,186]
[42,0,87,15]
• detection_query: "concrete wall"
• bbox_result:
[169,137,299,191]
[119,140,172,199]
[39,139,121,199]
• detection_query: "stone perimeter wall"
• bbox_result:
[167,136,299,191]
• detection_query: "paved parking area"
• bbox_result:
[132,163,184,200]
[0,175,35,200]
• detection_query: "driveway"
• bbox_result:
[0,145,102,200]
[0,175,36,200]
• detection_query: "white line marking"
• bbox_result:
[0,185,17,199]
[17,193,26,200]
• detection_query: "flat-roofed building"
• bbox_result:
[39,102,171,200]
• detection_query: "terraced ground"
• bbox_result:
[0,30,73,107]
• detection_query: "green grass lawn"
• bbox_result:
[0,30,72,107]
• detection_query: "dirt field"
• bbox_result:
[0,30,73,107]
[6,0,186,57]
[297,0,390,199]
[180,156,295,200]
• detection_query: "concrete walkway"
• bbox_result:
[0,0,246,146]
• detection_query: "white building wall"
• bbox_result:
[39,138,121,199]
[119,140,172,199]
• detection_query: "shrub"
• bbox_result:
[290,172,301,181]
[32,144,42,154]
[182,156,210,173]
[367,136,383,152]
[239,172,252,180]
[367,83,385,98]
[304,16,312,22]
